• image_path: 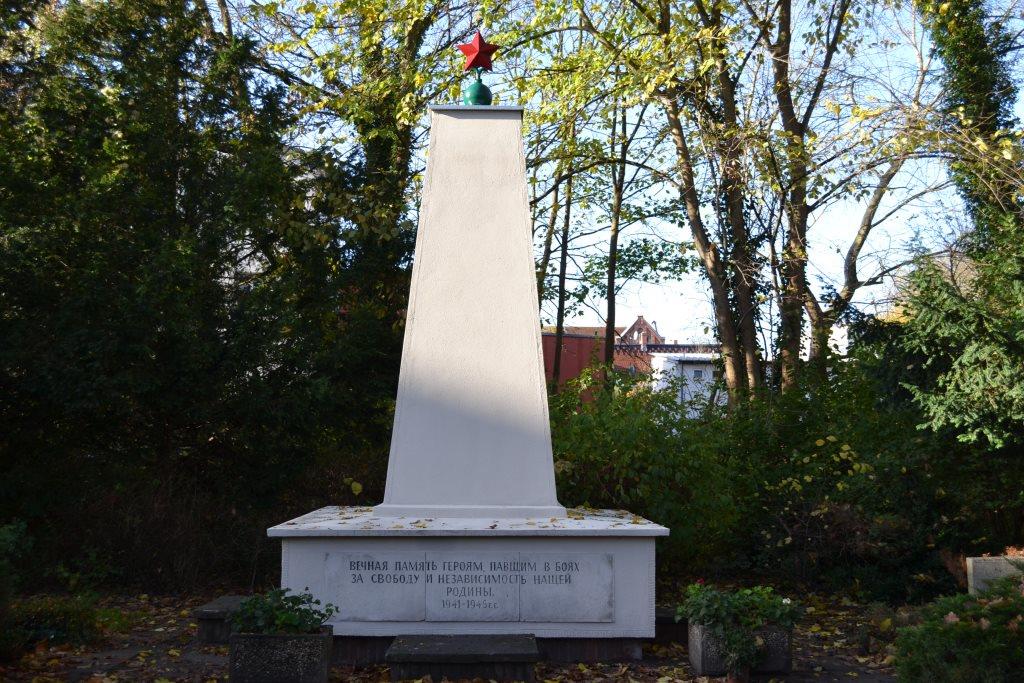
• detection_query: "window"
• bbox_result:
[692,369,704,380]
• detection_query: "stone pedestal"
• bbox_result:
[270,507,666,638]
[269,105,667,651]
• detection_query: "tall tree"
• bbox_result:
[0,0,385,586]
[900,0,1024,446]
[529,0,943,401]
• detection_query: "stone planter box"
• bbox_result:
[229,628,333,683]
[687,622,792,677]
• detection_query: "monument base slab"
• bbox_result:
[269,507,668,639]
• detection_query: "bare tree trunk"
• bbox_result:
[552,171,574,388]
[537,177,560,305]
[744,0,849,389]
[604,104,627,374]
[662,95,746,406]
[216,0,234,39]
[715,58,762,393]
[804,298,831,362]
[577,2,751,405]
[805,158,906,361]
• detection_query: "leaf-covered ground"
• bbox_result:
[0,592,896,682]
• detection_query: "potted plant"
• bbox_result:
[229,588,336,683]
[677,583,801,681]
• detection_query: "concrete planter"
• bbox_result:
[687,622,792,677]
[229,628,332,683]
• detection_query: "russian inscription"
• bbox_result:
[326,551,613,622]
[327,552,426,621]
[426,552,520,621]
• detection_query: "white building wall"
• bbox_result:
[649,353,725,416]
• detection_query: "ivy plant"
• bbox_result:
[677,583,803,673]
[232,589,336,635]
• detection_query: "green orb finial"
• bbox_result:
[463,69,493,106]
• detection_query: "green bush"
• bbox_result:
[549,354,1001,603]
[895,574,1024,681]
[0,521,29,660]
[678,583,802,673]
[0,521,27,612]
[0,0,401,592]
[232,589,337,635]
[549,371,741,568]
[8,594,99,646]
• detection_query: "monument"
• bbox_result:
[268,32,667,655]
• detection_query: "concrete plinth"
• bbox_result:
[269,507,666,638]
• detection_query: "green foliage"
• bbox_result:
[0,0,399,589]
[678,583,802,672]
[0,521,29,659]
[94,606,143,634]
[232,589,336,635]
[0,521,28,608]
[903,0,1024,452]
[729,364,958,601]
[576,239,696,302]
[551,349,1014,603]
[8,595,100,647]
[916,0,1021,237]
[895,574,1024,682]
[901,249,1024,448]
[549,369,741,568]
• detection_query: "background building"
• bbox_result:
[542,316,726,412]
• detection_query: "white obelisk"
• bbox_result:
[270,104,667,642]
[374,106,565,519]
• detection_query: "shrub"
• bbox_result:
[548,362,965,599]
[549,370,741,569]
[678,583,802,673]
[895,574,1024,682]
[0,522,30,660]
[0,521,28,611]
[9,594,99,646]
[232,589,336,635]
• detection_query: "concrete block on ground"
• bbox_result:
[385,634,539,682]
[967,556,1023,595]
[193,595,247,645]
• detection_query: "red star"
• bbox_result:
[458,30,499,72]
